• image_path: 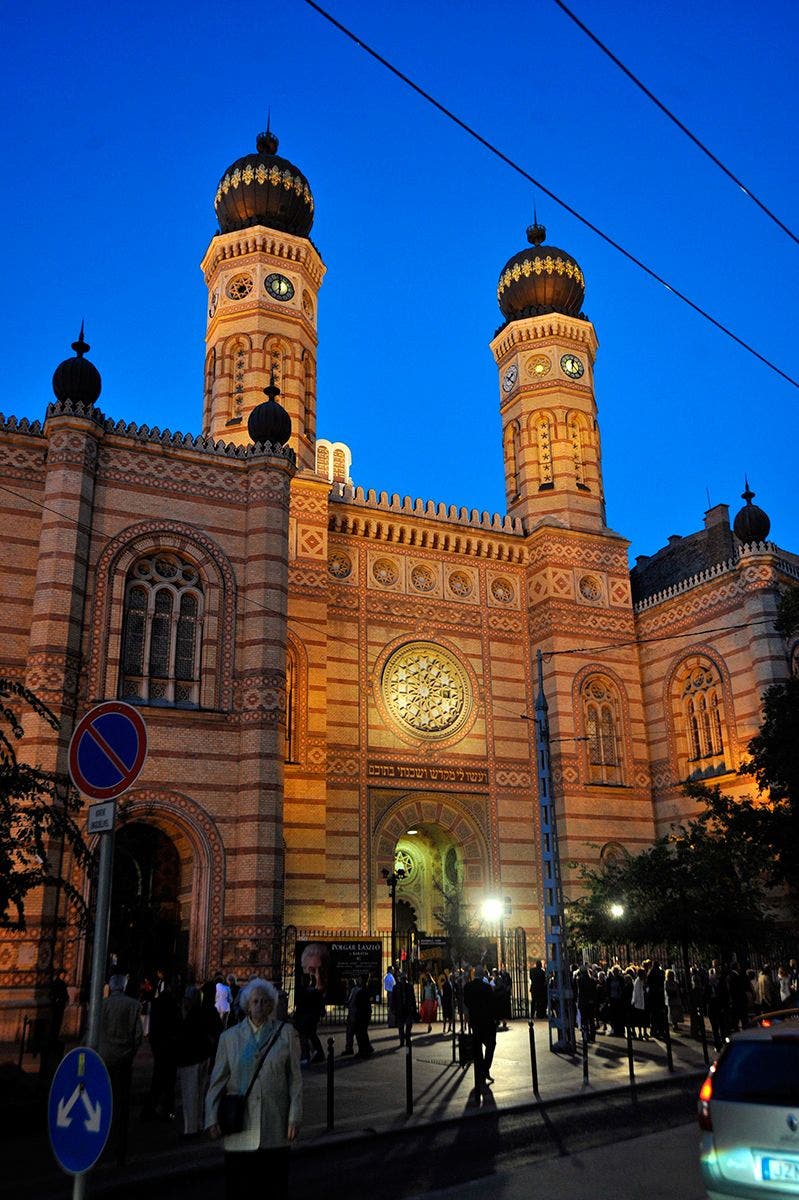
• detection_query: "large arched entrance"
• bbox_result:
[373,792,492,971]
[109,822,188,983]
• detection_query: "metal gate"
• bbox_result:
[505,925,529,1018]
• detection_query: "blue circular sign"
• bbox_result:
[68,701,148,801]
[48,1047,112,1174]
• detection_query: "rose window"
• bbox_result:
[372,558,399,587]
[381,641,471,740]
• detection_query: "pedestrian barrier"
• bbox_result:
[528,1019,540,1096]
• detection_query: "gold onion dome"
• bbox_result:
[214,128,314,237]
[497,222,585,320]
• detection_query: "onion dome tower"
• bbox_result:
[51,324,102,407]
[497,221,585,321]
[201,124,325,468]
[489,220,605,532]
[214,130,314,237]
[733,479,771,544]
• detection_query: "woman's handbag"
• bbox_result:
[217,1021,286,1136]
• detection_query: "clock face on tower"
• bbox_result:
[502,364,519,393]
[560,353,584,379]
[265,273,295,302]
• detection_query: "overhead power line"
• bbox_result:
[301,0,798,390]
[552,0,799,247]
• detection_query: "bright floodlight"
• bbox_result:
[482,897,503,922]
[610,902,625,919]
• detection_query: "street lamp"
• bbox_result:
[481,897,504,970]
[382,865,406,970]
[610,903,625,920]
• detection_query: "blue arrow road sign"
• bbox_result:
[48,1046,112,1174]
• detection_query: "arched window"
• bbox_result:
[119,553,204,706]
[536,416,553,488]
[582,675,623,784]
[676,657,727,775]
[229,342,247,421]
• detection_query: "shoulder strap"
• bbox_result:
[242,1021,286,1102]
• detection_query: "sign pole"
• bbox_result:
[63,701,148,1199]
[85,818,115,1051]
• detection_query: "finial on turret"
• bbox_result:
[526,219,546,246]
[72,320,90,357]
[263,364,281,403]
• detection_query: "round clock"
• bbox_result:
[560,353,584,379]
[265,273,295,302]
[502,364,519,393]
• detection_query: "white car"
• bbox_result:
[699,1011,799,1198]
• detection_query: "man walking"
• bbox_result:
[463,967,497,1090]
[99,975,142,1166]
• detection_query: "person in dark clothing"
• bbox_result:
[351,975,374,1058]
[529,960,548,1019]
[176,985,213,1139]
[49,968,69,1043]
[143,969,180,1120]
[606,965,626,1036]
[439,970,454,1034]
[463,967,497,1086]
[645,960,666,1039]
[495,965,512,1030]
[99,974,143,1165]
[294,973,325,1064]
[575,965,597,1042]
[394,973,417,1047]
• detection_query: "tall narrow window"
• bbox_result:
[582,675,623,784]
[119,554,203,707]
[570,416,589,488]
[504,423,519,498]
[537,416,553,487]
[675,656,728,777]
[285,650,299,763]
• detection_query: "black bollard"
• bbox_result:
[697,1009,710,1067]
[528,1020,540,1097]
[326,1036,335,1130]
[405,1031,414,1115]
[451,1015,457,1065]
[581,1026,590,1086]
[664,1018,674,1073]
[626,1024,636,1092]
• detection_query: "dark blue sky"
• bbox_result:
[2,0,796,562]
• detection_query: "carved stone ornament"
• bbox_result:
[381,641,472,741]
[410,564,435,592]
[490,577,514,604]
[328,552,352,579]
[579,574,602,601]
[448,570,473,598]
[372,557,399,587]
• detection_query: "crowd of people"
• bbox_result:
[563,956,799,1050]
[86,950,797,1197]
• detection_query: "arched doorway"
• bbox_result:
[109,822,188,983]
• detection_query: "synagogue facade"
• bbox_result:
[0,129,796,1036]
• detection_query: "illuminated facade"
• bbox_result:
[0,131,796,1036]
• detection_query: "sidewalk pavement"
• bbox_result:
[2,1018,710,1198]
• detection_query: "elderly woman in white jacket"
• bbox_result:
[205,978,302,1196]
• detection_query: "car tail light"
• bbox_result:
[698,1066,715,1131]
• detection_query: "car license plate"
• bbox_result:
[761,1156,799,1182]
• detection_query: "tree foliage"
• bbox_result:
[0,678,90,930]
[432,880,488,967]
[568,806,772,954]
